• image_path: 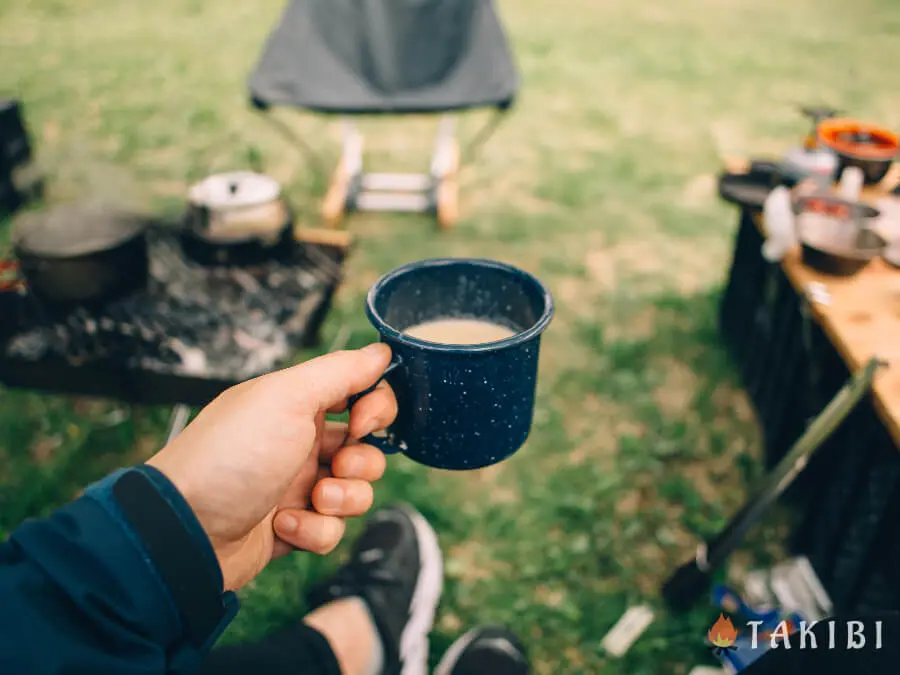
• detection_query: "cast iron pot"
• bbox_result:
[4,204,150,308]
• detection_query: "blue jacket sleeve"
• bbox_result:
[0,465,239,675]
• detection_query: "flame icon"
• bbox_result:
[707,613,739,648]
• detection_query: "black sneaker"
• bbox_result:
[307,504,443,675]
[435,627,530,675]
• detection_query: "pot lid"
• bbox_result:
[189,172,281,209]
[12,203,148,257]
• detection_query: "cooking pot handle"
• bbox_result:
[347,354,405,455]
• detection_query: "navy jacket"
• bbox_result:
[0,465,238,674]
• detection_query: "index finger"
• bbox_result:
[268,343,392,413]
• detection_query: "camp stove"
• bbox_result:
[0,228,347,405]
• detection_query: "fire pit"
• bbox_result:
[0,224,348,406]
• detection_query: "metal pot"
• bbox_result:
[793,194,885,276]
[801,229,886,276]
[1,204,150,308]
[182,172,293,266]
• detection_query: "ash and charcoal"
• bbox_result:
[3,230,344,381]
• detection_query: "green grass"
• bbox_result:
[2,0,900,672]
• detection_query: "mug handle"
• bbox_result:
[347,354,405,455]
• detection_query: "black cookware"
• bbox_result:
[818,118,898,186]
[718,159,800,211]
[0,204,150,308]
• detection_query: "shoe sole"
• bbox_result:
[398,505,444,675]
[434,627,530,675]
[433,628,480,675]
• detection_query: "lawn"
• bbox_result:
[2,0,900,673]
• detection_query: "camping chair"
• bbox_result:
[248,0,519,229]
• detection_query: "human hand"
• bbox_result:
[146,343,396,591]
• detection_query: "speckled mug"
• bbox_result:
[358,258,553,470]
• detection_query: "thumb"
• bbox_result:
[271,343,392,412]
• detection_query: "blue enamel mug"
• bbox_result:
[356,258,553,470]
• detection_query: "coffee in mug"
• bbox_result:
[403,317,516,345]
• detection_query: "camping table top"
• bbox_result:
[727,159,900,446]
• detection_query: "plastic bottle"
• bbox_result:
[762,186,797,262]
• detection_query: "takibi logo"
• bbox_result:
[707,614,738,650]
[747,619,884,650]
[706,613,885,651]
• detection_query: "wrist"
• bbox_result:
[143,458,239,589]
[210,539,252,592]
[134,464,226,586]
[86,466,239,650]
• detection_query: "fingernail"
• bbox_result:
[276,513,298,535]
[324,518,343,543]
[315,517,344,554]
[362,343,386,355]
[318,482,344,509]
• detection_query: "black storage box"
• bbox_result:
[0,98,43,216]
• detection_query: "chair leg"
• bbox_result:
[321,159,349,228]
[322,119,364,228]
[436,176,458,230]
[436,138,460,230]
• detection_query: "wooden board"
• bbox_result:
[293,226,354,250]
[750,211,900,445]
